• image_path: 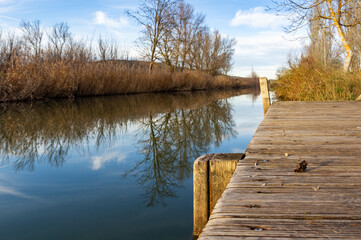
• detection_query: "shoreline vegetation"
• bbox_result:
[274,56,361,101]
[0,57,259,102]
[0,0,260,103]
[273,1,361,101]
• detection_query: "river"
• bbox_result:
[0,89,263,240]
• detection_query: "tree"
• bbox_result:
[190,28,236,75]
[48,22,71,60]
[307,5,341,67]
[272,0,361,71]
[166,0,205,71]
[20,20,43,58]
[97,35,119,61]
[127,0,177,73]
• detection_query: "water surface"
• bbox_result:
[0,89,263,240]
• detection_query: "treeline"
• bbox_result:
[273,0,361,101]
[128,0,236,75]
[0,0,247,102]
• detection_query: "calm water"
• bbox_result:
[0,89,264,240]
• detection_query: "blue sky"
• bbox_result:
[0,0,304,78]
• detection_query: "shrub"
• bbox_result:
[275,56,361,101]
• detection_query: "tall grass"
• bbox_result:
[0,58,258,102]
[0,26,258,102]
[274,56,361,101]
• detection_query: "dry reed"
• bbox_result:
[0,52,258,102]
[275,56,361,101]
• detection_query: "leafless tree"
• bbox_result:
[190,28,236,75]
[307,5,342,67]
[20,20,43,58]
[166,1,205,71]
[344,1,361,71]
[48,22,71,60]
[272,0,361,71]
[0,31,22,67]
[127,0,177,73]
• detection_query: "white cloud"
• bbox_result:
[231,7,284,28]
[91,151,127,171]
[94,11,128,29]
[0,0,21,14]
[234,31,301,57]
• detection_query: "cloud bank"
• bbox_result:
[94,11,128,29]
[231,7,284,28]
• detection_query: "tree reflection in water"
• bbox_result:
[0,89,258,205]
[127,99,236,206]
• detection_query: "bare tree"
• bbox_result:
[127,0,178,73]
[272,0,361,71]
[97,35,119,61]
[190,28,236,75]
[344,1,361,71]
[20,20,43,58]
[0,31,22,67]
[166,1,205,71]
[97,36,108,61]
[48,22,71,60]
[307,5,342,67]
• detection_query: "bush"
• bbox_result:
[274,56,361,101]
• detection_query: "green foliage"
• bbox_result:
[274,56,361,101]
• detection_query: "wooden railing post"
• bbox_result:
[259,77,271,115]
[193,154,212,237]
[356,94,361,101]
[193,153,243,238]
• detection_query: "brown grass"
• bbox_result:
[0,55,258,102]
[274,56,361,101]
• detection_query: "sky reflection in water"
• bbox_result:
[0,89,263,240]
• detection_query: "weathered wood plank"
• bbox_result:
[198,101,361,239]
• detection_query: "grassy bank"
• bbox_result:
[274,56,361,101]
[0,20,258,102]
[0,56,259,102]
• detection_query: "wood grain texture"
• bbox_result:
[198,101,361,239]
[194,154,213,236]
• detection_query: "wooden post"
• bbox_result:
[193,153,243,238]
[356,94,361,101]
[259,77,270,115]
[193,154,212,237]
[209,154,240,214]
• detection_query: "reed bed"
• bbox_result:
[0,54,258,102]
[0,20,259,102]
[274,56,361,101]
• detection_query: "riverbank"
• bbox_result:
[0,59,259,102]
[274,56,361,101]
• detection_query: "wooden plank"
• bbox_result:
[198,102,361,239]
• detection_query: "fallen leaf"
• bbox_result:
[313,185,320,191]
[295,160,308,172]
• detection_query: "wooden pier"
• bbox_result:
[197,101,361,239]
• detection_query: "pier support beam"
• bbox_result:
[259,77,271,115]
[193,153,243,238]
